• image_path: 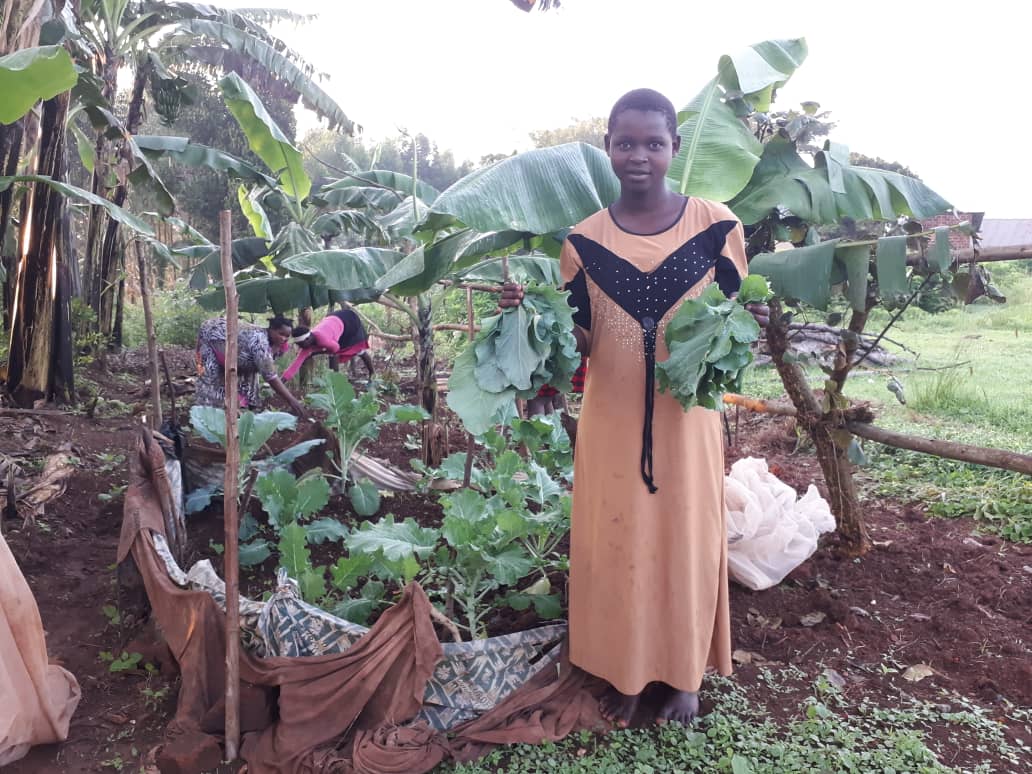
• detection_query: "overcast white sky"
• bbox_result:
[226,0,1029,217]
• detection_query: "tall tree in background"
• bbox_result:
[529,117,606,149]
[303,129,472,192]
[73,1,354,347]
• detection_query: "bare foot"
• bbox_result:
[656,689,699,726]
[600,687,641,728]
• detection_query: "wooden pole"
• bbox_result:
[462,286,476,489]
[135,240,162,430]
[159,350,176,423]
[846,421,1032,476]
[219,210,241,762]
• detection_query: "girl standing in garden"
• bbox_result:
[501,89,750,726]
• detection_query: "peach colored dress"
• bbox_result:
[562,197,747,694]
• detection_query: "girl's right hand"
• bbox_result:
[498,282,524,309]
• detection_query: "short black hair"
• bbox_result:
[608,88,678,138]
[268,315,294,330]
[290,325,310,338]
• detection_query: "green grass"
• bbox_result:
[444,671,1031,773]
[739,269,1032,542]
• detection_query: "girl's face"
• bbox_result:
[605,109,680,195]
[267,324,291,350]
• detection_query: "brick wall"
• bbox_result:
[920,212,975,251]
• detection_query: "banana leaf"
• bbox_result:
[430,143,619,235]
[668,38,807,202]
[219,71,310,202]
[0,46,77,125]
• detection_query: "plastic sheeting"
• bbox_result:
[725,457,835,590]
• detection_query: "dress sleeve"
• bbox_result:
[252,333,279,383]
[716,218,749,296]
[280,348,312,382]
[560,237,592,351]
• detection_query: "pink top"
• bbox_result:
[281,315,345,381]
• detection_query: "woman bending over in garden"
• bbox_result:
[501,88,755,727]
[281,307,374,382]
[194,315,304,415]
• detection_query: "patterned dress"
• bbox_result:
[562,197,747,695]
[195,317,280,409]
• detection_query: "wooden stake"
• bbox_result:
[135,240,162,430]
[159,350,176,422]
[219,210,241,762]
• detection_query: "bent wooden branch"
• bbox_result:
[845,422,1032,476]
[722,393,1032,476]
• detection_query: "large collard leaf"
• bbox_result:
[446,346,515,436]
[255,468,330,528]
[169,18,356,133]
[238,410,297,460]
[219,72,311,202]
[306,371,380,476]
[134,135,277,187]
[447,285,579,435]
[656,283,762,411]
[346,515,439,563]
[431,143,619,234]
[305,517,350,544]
[348,479,381,517]
[668,38,806,201]
[278,521,312,581]
[0,175,154,237]
[0,46,77,125]
[749,239,839,310]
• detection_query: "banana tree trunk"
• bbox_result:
[7,90,75,406]
[415,294,443,466]
[0,120,24,330]
[85,54,152,345]
[764,300,871,556]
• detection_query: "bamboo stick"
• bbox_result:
[219,211,241,762]
[135,240,162,430]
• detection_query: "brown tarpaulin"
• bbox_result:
[0,531,81,765]
[118,432,604,773]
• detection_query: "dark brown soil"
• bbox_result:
[3,348,1029,772]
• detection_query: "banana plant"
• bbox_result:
[63,0,357,344]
